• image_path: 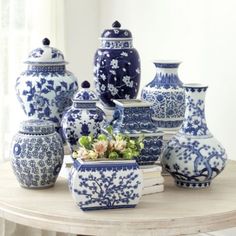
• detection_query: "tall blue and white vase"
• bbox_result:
[15,38,78,138]
[162,84,227,188]
[11,119,64,189]
[94,21,141,109]
[62,81,106,152]
[110,99,164,165]
[141,61,185,130]
[69,159,143,211]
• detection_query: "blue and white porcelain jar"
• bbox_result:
[94,21,141,109]
[162,84,227,188]
[62,81,106,152]
[11,119,64,189]
[111,99,164,165]
[15,38,78,137]
[141,61,185,130]
[69,159,143,211]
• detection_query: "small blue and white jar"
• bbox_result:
[62,81,106,152]
[94,21,141,109]
[11,119,64,189]
[111,99,164,165]
[69,159,143,211]
[162,84,227,188]
[15,38,78,137]
[141,61,185,130]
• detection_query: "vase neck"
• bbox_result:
[179,85,212,137]
[151,62,182,88]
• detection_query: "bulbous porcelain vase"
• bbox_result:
[94,21,141,109]
[62,81,106,152]
[141,61,185,130]
[162,84,227,188]
[15,38,78,137]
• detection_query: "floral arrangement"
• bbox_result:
[72,127,144,161]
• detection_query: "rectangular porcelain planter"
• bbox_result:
[69,159,143,211]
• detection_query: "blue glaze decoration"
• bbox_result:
[141,61,185,129]
[62,81,106,152]
[69,159,142,211]
[94,22,140,108]
[15,38,78,137]
[162,85,227,188]
[11,119,64,189]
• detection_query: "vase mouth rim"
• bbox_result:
[183,83,208,89]
[113,99,153,108]
[153,60,182,68]
[153,60,182,64]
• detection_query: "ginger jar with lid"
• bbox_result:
[11,119,64,189]
[94,21,141,109]
[15,38,78,137]
[62,81,106,152]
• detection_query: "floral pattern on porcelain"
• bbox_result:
[11,120,64,188]
[69,159,143,211]
[62,81,106,152]
[15,38,78,133]
[141,61,185,129]
[162,85,227,188]
[111,99,164,165]
[94,21,140,108]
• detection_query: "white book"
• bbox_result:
[142,184,164,195]
[143,171,162,179]
[141,165,162,173]
[143,176,164,187]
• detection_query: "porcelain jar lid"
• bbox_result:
[19,119,55,135]
[73,81,98,103]
[101,21,132,39]
[24,38,67,65]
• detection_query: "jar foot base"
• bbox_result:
[20,183,55,189]
[175,180,211,189]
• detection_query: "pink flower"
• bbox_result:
[93,141,108,155]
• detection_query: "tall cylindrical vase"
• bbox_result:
[141,61,185,130]
[162,84,227,188]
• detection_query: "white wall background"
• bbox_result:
[65,0,236,160]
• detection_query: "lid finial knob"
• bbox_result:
[112,21,121,28]
[42,38,50,46]
[81,80,90,89]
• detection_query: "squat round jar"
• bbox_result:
[11,119,64,189]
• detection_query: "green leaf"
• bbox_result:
[106,125,113,135]
[79,136,91,149]
[108,151,119,160]
[97,134,108,141]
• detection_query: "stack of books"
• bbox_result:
[141,165,164,195]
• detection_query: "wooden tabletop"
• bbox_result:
[0,161,236,236]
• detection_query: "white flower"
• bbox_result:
[136,68,140,74]
[114,140,127,152]
[125,94,130,99]
[122,68,126,72]
[100,74,106,81]
[123,76,133,88]
[101,84,106,91]
[88,150,98,160]
[121,51,128,57]
[108,83,118,96]
[109,70,116,75]
[76,148,89,160]
[110,59,119,69]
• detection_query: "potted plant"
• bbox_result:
[68,127,144,211]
